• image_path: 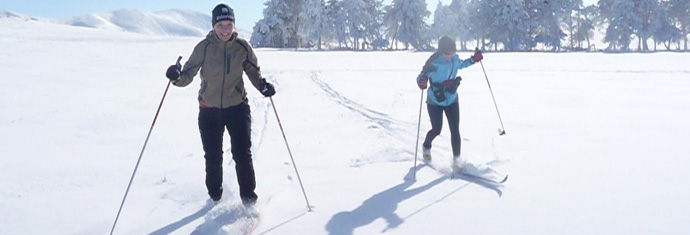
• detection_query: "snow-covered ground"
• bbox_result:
[2,17,690,235]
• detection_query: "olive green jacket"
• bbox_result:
[174,31,262,108]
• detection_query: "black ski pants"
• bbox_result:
[423,101,461,157]
[198,102,257,203]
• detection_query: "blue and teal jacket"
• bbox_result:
[416,53,475,106]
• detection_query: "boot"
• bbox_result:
[422,147,432,162]
[451,155,463,172]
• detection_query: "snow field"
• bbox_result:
[2,18,690,234]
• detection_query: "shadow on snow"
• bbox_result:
[325,163,505,234]
[325,165,446,235]
[147,201,215,235]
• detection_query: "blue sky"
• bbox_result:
[1,0,597,31]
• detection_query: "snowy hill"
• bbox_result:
[0,8,251,38]
[0,10,39,21]
[53,9,212,37]
[0,10,20,18]
[2,17,690,235]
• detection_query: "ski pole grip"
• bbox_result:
[176,56,182,67]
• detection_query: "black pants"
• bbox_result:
[198,102,257,203]
[423,101,461,157]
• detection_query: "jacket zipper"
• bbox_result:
[220,40,229,109]
[446,58,455,81]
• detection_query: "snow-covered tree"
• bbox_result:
[382,4,401,49]
[337,0,384,50]
[342,0,367,50]
[573,4,597,50]
[467,0,494,49]
[562,0,584,50]
[489,0,532,51]
[429,2,456,43]
[250,18,271,47]
[449,0,472,51]
[250,0,302,48]
[384,0,430,50]
[361,0,385,50]
[631,0,662,52]
[599,0,637,51]
[429,0,472,51]
[327,0,349,49]
[526,0,572,51]
[666,0,690,50]
[651,2,682,51]
[298,0,329,49]
[248,0,687,52]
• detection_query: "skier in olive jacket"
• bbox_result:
[165,3,275,205]
[416,36,483,170]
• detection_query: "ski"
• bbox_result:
[419,159,508,184]
[242,205,260,235]
[452,171,508,184]
[244,216,260,235]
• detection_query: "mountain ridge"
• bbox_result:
[0,9,250,38]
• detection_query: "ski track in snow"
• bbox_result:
[310,72,416,163]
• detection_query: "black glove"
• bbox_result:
[166,56,182,81]
[259,78,276,97]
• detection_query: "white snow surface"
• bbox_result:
[2,18,690,235]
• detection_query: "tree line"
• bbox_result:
[249,0,690,52]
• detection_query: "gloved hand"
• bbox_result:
[472,48,483,63]
[417,75,428,90]
[259,78,276,97]
[166,56,182,81]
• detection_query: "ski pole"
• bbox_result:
[110,56,180,235]
[269,97,312,212]
[479,60,506,136]
[413,89,424,180]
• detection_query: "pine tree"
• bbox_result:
[600,0,636,51]
[563,0,584,51]
[362,0,385,50]
[574,4,597,50]
[338,0,382,50]
[385,0,430,50]
[652,1,681,51]
[666,0,690,50]
[299,0,329,50]
[429,2,456,44]
[327,0,349,49]
[467,0,494,50]
[449,0,471,51]
[632,0,662,52]
[250,0,303,48]
[526,0,572,51]
[489,0,531,51]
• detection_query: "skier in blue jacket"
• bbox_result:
[416,36,483,169]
